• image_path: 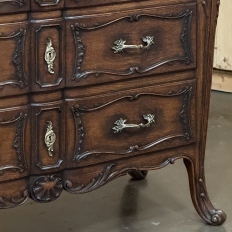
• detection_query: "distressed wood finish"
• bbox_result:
[0,0,226,226]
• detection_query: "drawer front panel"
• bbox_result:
[66,4,196,87]
[0,0,30,14]
[0,22,30,97]
[31,101,65,174]
[66,80,196,167]
[31,19,65,92]
[0,106,30,182]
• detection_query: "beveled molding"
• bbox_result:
[71,85,193,162]
[35,0,60,7]
[35,24,63,88]
[0,112,28,175]
[71,9,193,81]
[0,28,27,89]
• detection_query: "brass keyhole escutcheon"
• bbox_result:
[45,38,56,74]
[44,121,56,157]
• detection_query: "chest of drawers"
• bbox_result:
[0,0,226,226]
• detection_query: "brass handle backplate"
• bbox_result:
[112,114,155,133]
[45,38,56,74]
[112,36,154,53]
[44,121,56,157]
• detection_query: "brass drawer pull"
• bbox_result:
[112,114,155,133]
[112,36,154,53]
[44,121,56,156]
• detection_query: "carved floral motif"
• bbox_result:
[31,175,63,202]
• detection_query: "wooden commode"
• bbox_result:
[0,0,226,225]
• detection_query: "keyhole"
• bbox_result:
[48,135,52,142]
[48,52,52,59]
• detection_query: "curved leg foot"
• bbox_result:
[128,170,148,180]
[184,158,226,225]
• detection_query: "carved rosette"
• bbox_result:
[30,175,63,203]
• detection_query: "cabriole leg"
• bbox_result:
[183,158,226,225]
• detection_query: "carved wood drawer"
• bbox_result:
[0,21,30,97]
[31,18,65,92]
[65,3,196,87]
[0,0,30,14]
[0,105,30,182]
[31,100,65,174]
[65,79,196,167]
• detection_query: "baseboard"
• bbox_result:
[212,69,232,93]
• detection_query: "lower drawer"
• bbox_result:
[65,79,196,167]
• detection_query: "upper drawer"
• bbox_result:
[65,4,196,87]
[0,0,30,14]
[65,79,196,167]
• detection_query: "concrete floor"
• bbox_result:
[0,90,232,232]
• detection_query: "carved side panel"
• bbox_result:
[66,5,196,87]
[31,101,65,174]
[31,19,65,92]
[0,106,29,182]
[0,22,29,97]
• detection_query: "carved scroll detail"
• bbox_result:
[0,190,28,209]
[64,156,182,194]
[0,112,27,175]
[0,28,27,88]
[72,10,194,81]
[198,178,226,225]
[72,85,193,162]
[179,86,193,139]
